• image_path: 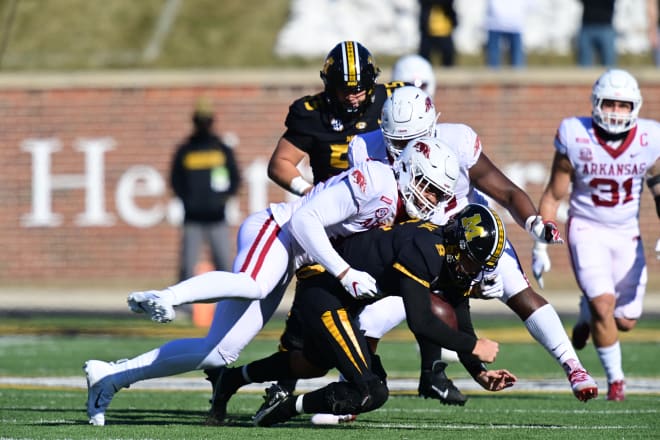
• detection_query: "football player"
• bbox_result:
[346,84,598,405]
[534,69,660,401]
[263,40,405,396]
[207,204,517,426]
[84,137,459,426]
[267,40,404,195]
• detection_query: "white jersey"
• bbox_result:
[348,123,483,225]
[556,117,660,230]
[271,159,400,276]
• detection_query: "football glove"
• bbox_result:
[531,242,551,289]
[340,268,378,299]
[473,273,504,299]
[525,215,563,244]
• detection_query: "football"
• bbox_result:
[429,293,458,330]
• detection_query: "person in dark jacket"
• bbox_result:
[170,98,241,282]
[418,0,457,67]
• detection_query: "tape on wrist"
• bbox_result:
[290,176,312,196]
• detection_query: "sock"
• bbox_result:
[110,337,218,389]
[597,341,624,383]
[417,337,444,371]
[167,271,263,305]
[524,304,580,367]
[245,351,293,383]
[295,395,304,413]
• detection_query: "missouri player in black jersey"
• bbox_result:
[206,204,517,426]
[268,40,404,193]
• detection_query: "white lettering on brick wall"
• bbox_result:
[21,137,116,227]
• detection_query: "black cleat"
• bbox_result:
[205,367,243,426]
[418,361,468,406]
[253,384,295,427]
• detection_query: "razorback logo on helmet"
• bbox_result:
[414,141,431,158]
[425,96,433,112]
[351,169,367,192]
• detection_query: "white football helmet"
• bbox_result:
[381,86,438,159]
[591,69,642,134]
[393,136,460,220]
[391,54,436,98]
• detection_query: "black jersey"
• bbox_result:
[335,220,471,301]
[306,220,479,354]
[283,82,404,184]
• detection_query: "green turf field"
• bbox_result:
[0,315,658,439]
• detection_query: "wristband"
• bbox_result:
[290,176,312,196]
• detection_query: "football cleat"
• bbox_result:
[253,384,295,427]
[205,367,244,426]
[310,413,357,425]
[571,322,590,350]
[607,380,625,401]
[418,361,468,406]
[127,290,175,323]
[565,361,598,402]
[84,360,119,426]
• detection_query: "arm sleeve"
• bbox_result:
[454,299,488,379]
[400,277,477,353]
[289,180,358,277]
[347,135,367,168]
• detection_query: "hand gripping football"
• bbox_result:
[429,293,458,330]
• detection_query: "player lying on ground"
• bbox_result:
[84,137,459,426]
[205,204,517,426]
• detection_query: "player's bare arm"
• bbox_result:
[268,137,312,195]
[468,152,537,228]
[538,151,573,220]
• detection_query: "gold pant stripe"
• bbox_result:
[321,309,363,373]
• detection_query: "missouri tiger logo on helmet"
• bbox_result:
[320,41,380,120]
[443,204,506,285]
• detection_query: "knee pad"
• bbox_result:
[324,378,388,414]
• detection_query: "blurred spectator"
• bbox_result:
[418,0,457,67]
[484,0,533,68]
[649,0,660,66]
[170,97,241,282]
[577,0,617,67]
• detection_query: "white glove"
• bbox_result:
[655,238,660,260]
[339,268,378,299]
[525,215,564,244]
[531,242,551,289]
[475,273,504,299]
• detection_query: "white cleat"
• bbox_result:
[310,413,357,425]
[84,360,119,426]
[127,290,175,323]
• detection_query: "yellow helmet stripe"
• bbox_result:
[488,209,506,267]
[343,41,359,85]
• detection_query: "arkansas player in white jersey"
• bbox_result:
[82,138,459,426]
[348,85,598,403]
[535,69,660,401]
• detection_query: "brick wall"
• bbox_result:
[1,69,658,289]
